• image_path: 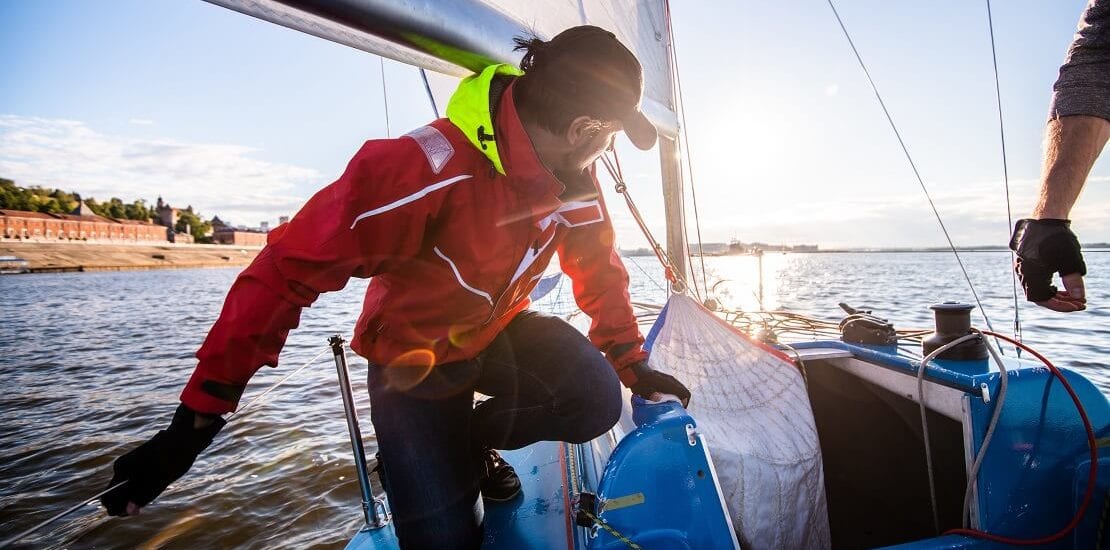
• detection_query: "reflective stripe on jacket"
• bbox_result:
[181,64,647,414]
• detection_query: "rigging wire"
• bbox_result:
[600,151,685,293]
[419,68,441,118]
[663,0,710,301]
[823,0,1002,345]
[379,57,392,137]
[985,0,1023,352]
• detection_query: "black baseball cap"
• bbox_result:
[521,25,658,150]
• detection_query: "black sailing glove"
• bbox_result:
[629,361,691,408]
[1009,219,1087,311]
[101,404,226,516]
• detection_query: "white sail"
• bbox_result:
[647,294,833,549]
[204,0,678,135]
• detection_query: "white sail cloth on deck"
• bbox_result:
[645,294,831,549]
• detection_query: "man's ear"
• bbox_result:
[564,115,599,147]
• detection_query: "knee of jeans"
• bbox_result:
[562,372,622,443]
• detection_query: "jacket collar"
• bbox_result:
[494,80,567,202]
[445,64,521,176]
[446,64,604,219]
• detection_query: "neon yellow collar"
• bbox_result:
[445,64,523,175]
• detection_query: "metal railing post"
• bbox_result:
[329,335,389,529]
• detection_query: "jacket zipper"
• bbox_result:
[482,231,539,326]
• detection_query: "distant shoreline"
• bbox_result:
[5,241,1108,275]
[621,246,1110,257]
[1,241,260,274]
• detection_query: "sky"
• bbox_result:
[1,0,1106,248]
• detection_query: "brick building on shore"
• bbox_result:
[0,203,169,243]
[3,199,276,247]
[211,216,267,246]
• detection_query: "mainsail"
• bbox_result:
[203,0,679,136]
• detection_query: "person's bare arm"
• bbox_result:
[1011,0,1109,312]
[1032,115,1110,219]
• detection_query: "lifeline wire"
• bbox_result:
[824,0,1001,343]
[0,347,331,549]
[985,0,1023,350]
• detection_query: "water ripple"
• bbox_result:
[1,252,1107,547]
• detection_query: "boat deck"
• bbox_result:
[345,441,577,550]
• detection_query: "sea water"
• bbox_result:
[1,251,1106,548]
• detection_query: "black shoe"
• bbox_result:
[479,448,522,502]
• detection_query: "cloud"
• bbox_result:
[0,115,320,226]
[128,118,154,126]
[824,84,839,96]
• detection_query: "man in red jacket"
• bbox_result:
[101,26,690,548]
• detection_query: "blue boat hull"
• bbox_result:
[346,340,1109,549]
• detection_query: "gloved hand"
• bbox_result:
[101,404,225,516]
[1009,218,1087,312]
[628,361,691,408]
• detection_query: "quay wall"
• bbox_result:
[1,241,261,273]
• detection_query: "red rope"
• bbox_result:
[944,331,1098,545]
[600,152,679,287]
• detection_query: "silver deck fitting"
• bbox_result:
[329,335,390,530]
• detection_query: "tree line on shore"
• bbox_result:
[0,177,213,242]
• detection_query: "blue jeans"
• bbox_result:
[367,310,623,549]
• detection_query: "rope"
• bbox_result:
[600,152,684,292]
[823,0,1002,345]
[946,331,1099,545]
[985,0,1022,352]
[960,336,1008,528]
[579,508,643,549]
[419,68,440,118]
[0,346,331,549]
[228,347,331,420]
[915,333,983,535]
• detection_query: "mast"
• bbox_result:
[658,0,686,285]
[659,136,686,285]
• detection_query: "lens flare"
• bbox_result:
[384,349,436,391]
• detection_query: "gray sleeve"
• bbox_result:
[1049,0,1110,120]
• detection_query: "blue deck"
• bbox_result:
[346,340,1110,549]
[345,441,576,550]
[793,340,1110,548]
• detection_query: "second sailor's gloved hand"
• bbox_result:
[628,361,691,407]
[101,404,226,516]
[1009,218,1087,312]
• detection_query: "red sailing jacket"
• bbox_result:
[181,66,647,415]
